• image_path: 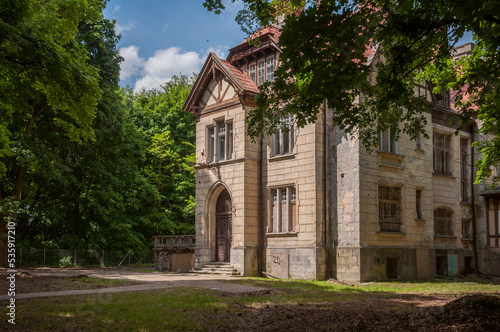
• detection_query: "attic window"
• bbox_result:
[249,64,256,84]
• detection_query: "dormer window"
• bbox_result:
[257,59,266,86]
[247,55,275,86]
[266,56,274,82]
[249,64,256,84]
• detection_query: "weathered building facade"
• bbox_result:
[182,30,500,281]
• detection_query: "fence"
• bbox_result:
[15,248,155,268]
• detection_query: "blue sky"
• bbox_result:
[104,0,246,91]
[104,1,474,92]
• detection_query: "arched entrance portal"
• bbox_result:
[215,190,232,262]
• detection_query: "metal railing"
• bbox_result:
[15,248,154,268]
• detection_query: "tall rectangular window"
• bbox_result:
[257,60,266,86]
[378,128,398,154]
[416,189,423,220]
[433,132,451,175]
[269,186,296,233]
[249,63,256,84]
[379,186,402,232]
[266,56,274,82]
[208,126,215,163]
[462,219,472,239]
[434,208,453,236]
[207,120,233,163]
[460,138,469,201]
[272,114,294,156]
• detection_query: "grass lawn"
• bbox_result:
[1,278,499,331]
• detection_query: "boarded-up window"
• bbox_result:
[379,186,401,232]
[386,257,398,279]
[434,208,453,236]
[269,186,296,233]
[462,219,472,239]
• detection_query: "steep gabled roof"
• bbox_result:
[182,53,259,114]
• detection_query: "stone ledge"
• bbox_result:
[377,231,405,236]
[268,153,295,162]
[265,232,298,238]
[432,173,456,179]
[434,235,457,240]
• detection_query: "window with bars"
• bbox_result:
[434,207,454,236]
[269,186,296,233]
[378,128,398,154]
[207,120,233,163]
[378,186,402,232]
[272,114,294,156]
[433,132,452,175]
[460,138,469,201]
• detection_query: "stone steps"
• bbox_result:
[194,262,240,276]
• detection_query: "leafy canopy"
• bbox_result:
[204,0,500,183]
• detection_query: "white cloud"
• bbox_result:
[115,20,137,35]
[205,46,227,60]
[120,45,229,92]
[134,47,204,92]
[113,4,121,12]
[119,45,144,80]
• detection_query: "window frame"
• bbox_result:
[272,114,294,157]
[460,138,469,201]
[378,127,398,154]
[433,132,452,176]
[268,186,297,234]
[257,59,266,86]
[206,119,233,164]
[378,185,402,232]
[434,207,454,236]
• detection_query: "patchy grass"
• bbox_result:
[1,278,499,331]
[0,276,140,294]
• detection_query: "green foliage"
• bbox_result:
[204,0,500,183]
[0,0,196,255]
[58,256,74,268]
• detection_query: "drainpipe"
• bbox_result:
[258,136,264,275]
[323,99,329,278]
[470,121,479,273]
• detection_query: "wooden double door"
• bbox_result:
[216,190,232,262]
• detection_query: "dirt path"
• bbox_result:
[0,268,268,300]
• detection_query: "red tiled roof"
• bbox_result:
[218,58,260,95]
[239,26,282,45]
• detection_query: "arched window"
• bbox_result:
[434,207,454,236]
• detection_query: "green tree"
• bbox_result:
[204,0,500,183]
[0,0,106,265]
[126,76,196,236]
